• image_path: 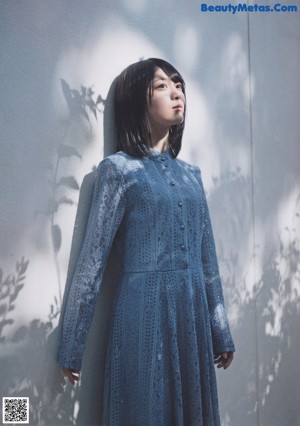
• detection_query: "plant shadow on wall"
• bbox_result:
[0,81,105,426]
[1,168,299,425]
[0,258,65,425]
[211,170,300,425]
[1,80,299,424]
[43,80,105,305]
[255,196,300,425]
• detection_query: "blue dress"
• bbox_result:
[58,148,235,426]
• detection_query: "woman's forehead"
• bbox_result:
[153,68,171,81]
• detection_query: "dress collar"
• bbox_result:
[148,147,173,161]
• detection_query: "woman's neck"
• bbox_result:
[150,129,169,153]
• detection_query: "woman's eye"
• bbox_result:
[176,83,183,90]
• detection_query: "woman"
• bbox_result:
[58,58,235,426]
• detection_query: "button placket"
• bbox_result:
[157,156,170,176]
[176,194,188,263]
[156,155,188,267]
[159,157,176,187]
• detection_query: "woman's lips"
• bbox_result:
[173,104,184,110]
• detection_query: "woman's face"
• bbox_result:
[147,67,185,132]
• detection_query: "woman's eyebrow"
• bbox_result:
[153,75,167,82]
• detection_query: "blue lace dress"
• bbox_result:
[58,148,235,426]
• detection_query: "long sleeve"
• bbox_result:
[58,158,126,370]
[199,170,235,354]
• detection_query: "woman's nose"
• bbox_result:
[171,88,183,100]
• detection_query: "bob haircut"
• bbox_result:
[114,58,186,158]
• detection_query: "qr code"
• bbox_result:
[2,398,29,424]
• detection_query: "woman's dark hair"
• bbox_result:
[114,58,186,158]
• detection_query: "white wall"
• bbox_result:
[0,1,299,425]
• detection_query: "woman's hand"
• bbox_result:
[61,367,81,385]
[214,352,234,369]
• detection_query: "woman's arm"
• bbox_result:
[198,169,235,357]
[58,158,126,373]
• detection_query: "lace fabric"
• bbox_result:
[58,148,235,426]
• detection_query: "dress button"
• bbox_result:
[180,224,185,230]
[178,201,183,207]
[160,158,165,161]
[170,181,175,186]
[180,244,186,251]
